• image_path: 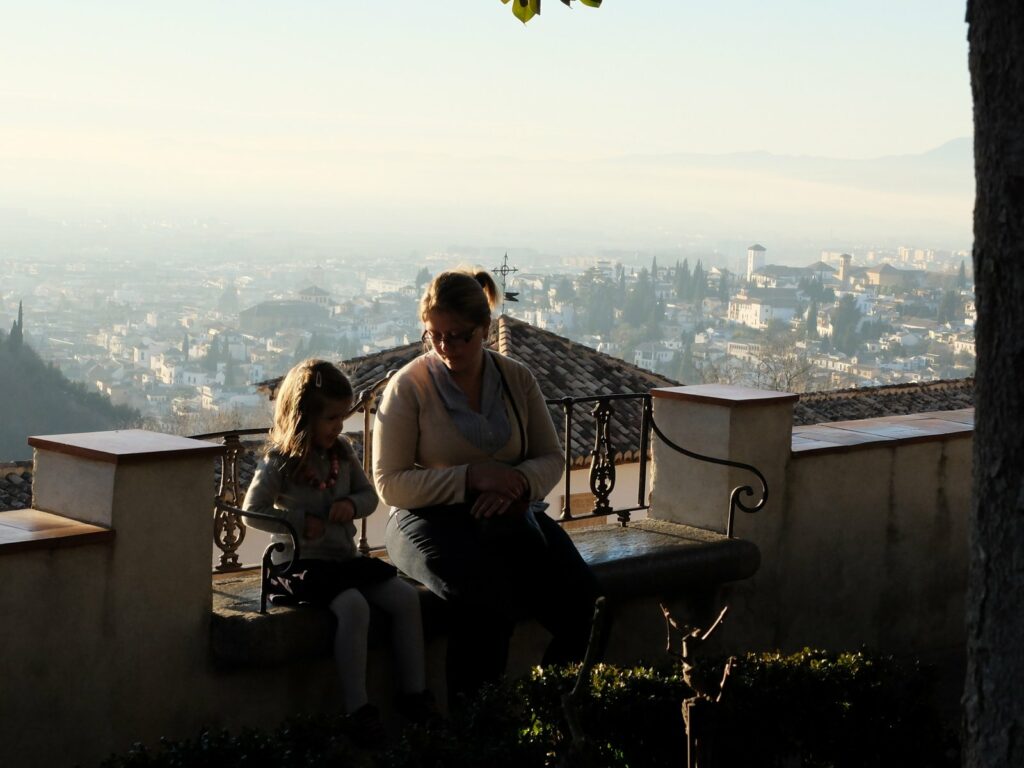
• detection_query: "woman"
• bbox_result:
[372,268,600,703]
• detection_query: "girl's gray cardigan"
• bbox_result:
[242,439,378,562]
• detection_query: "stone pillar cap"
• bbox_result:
[28,429,224,465]
[652,384,798,406]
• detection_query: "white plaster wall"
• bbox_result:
[724,435,971,656]
[649,397,793,536]
[773,437,971,653]
[0,454,215,768]
[645,389,971,659]
[32,449,116,526]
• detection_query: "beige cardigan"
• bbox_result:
[372,352,563,510]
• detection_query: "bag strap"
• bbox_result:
[490,351,527,463]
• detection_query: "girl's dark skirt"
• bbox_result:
[268,556,397,607]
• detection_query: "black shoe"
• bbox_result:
[344,703,387,749]
[396,690,438,724]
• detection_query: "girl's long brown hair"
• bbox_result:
[269,358,354,468]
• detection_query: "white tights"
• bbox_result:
[328,576,425,714]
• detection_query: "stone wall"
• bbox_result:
[649,384,972,659]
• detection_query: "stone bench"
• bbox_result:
[210,518,760,668]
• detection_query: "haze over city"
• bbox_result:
[2,1,972,252]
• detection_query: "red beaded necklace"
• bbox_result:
[302,447,340,491]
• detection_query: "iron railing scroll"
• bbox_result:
[208,427,268,572]
[215,500,301,614]
[648,413,769,538]
[195,370,397,572]
[213,433,244,571]
[549,391,766,538]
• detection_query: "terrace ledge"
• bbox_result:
[652,384,799,407]
[28,429,224,465]
[0,507,114,555]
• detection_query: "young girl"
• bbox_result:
[243,358,430,735]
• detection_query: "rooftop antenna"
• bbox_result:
[493,252,519,315]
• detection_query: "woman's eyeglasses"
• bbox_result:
[421,328,478,348]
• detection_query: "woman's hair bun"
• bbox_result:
[474,270,499,310]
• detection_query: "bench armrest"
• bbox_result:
[216,500,302,613]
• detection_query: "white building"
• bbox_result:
[746,244,767,282]
[633,342,676,371]
[727,291,800,330]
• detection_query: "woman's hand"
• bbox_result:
[304,515,326,540]
[329,499,356,524]
[470,490,526,519]
[467,462,529,500]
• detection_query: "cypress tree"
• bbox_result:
[718,269,731,303]
[9,300,24,349]
[675,259,691,302]
[806,300,819,339]
[691,261,707,303]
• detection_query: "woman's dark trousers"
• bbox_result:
[385,506,600,704]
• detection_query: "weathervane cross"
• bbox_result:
[493,252,520,315]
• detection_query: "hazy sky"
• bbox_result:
[2,1,972,247]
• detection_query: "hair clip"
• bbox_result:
[315,370,323,388]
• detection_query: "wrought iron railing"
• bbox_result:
[544,392,768,538]
[547,392,653,526]
[199,382,768,611]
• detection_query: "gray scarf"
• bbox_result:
[425,351,512,454]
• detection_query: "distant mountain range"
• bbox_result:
[606,138,974,199]
[0,138,974,253]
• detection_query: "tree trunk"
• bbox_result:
[964,2,1024,766]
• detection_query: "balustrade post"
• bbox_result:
[358,396,374,555]
[648,385,795,536]
[561,397,574,520]
[213,433,247,571]
[589,398,616,518]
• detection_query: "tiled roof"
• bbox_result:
[0,462,33,511]
[793,378,974,426]
[342,342,423,392]
[255,342,423,401]
[494,315,679,467]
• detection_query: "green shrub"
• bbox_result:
[701,648,959,767]
[514,663,688,767]
[97,650,957,768]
